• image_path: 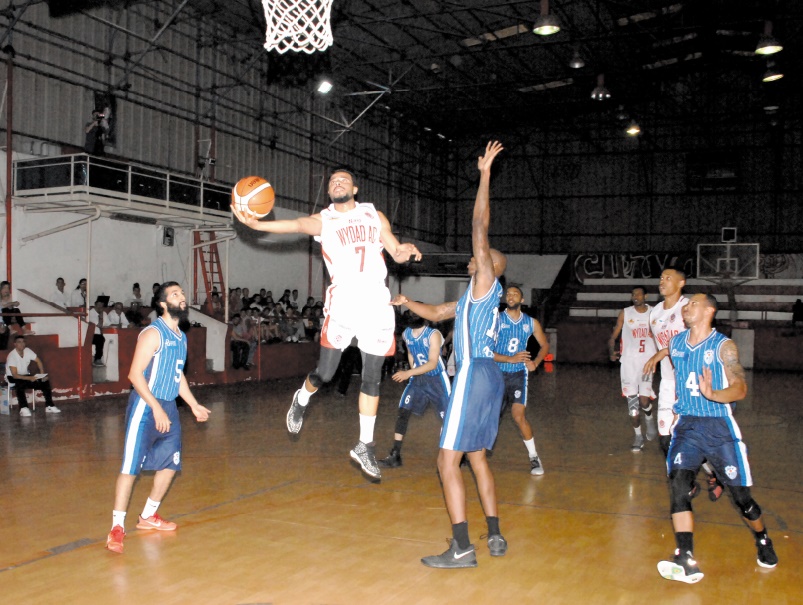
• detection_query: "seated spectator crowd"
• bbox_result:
[220,287,324,369]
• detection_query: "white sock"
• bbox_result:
[634,426,643,435]
[141,498,160,520]
[297,384,314,406]
[702,461,713,475]
[523,437,537,457]
[359,413,376,444]
[112,510,126,531]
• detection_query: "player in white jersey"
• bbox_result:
[608,286,657,451]
[232,169,421,480]
[651,294,777,583]
[106,282,211,554]
[644,269,688,454]
[393,141,508,569]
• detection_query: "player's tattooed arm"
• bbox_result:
[700,341,747,403]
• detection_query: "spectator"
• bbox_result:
[277,290,292,310]
[127,282,145,307]
[88,298,110,366]
[301,296,316,315]
[84,109,108,156]
[229,288,243,315]
[285,307,306,342]
[289,289,300,310]
[5,334,61,416]
[259,307,281,343]
[1,281,31,336]
[0,320,7,350]
[241,288,253,308]
[51,277,69,307]
[242,308,259,366]
[301,307,318,341]
[149,283,160,309]
[70,278,87,308]
[125,301,145,327]
[229,314,249,369]
[108,302,130,328]
[203,292,224,320]
[793,299,803,327]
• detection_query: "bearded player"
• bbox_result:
[232,168,421,480]
[106,282,211,554]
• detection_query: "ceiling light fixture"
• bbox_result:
[533,0,560,36]
[755,21,782,55]
[569,49,585,69]
[626,120,641,136]
[316,78,333,94]
[591,74,611,101]
[762,61,783,82]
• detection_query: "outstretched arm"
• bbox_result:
[472,141,504,299]
[378,212,422,264]
[231,204,323,236]
[391,294,456,323]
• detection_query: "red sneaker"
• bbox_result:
[136,513,177,531]
[106,525,125,553]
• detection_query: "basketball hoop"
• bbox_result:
[262,0,334,54]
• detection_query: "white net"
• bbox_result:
[262,0,334,54]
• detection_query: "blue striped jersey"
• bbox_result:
[453,278,503,365]
[670,329,733,417]
[495,310,535,373]
[403,326,447,378]
[137,317,187,401]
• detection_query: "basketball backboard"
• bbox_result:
[697,243,759,279]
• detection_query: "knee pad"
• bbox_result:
[669,469,697,514]
[730,486,762,520]
[394,407,413,436]
[359,353,384,397]
[641,403,653,414]
[627,396,640,418]
[311,347,343,386]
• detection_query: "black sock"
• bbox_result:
[676,532,694,555]
[392,439,403,454]
[452,522,470,550]
[486,516,500,537]
[753,528,768,542]
[659,435,671,457]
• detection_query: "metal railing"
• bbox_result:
[13,154,232,216]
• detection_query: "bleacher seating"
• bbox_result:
[569,278,803,324]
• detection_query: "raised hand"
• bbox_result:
[231,204,260,229]
[390,294,409,307]
[477,140,504,173]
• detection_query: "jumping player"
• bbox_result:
[232,169,421,480]
[494,285,549,474]
[608,286,657,451]
[655,293,778,583]
[378,311,451,468]
[393,141,507,568]
[106,282,211,554]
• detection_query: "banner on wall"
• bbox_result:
[573,252,803,283]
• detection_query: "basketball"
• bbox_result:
[231,176,275,218]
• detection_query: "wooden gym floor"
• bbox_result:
[1,364,801,604]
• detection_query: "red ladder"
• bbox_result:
[193,230,224,306]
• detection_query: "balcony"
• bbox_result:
[13,154,232,228]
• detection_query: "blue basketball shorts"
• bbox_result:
[666,415,752,487]
[120,391,182,475]
[501,370,528,407]
[440,358,504,452]
[399,373,450,419]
